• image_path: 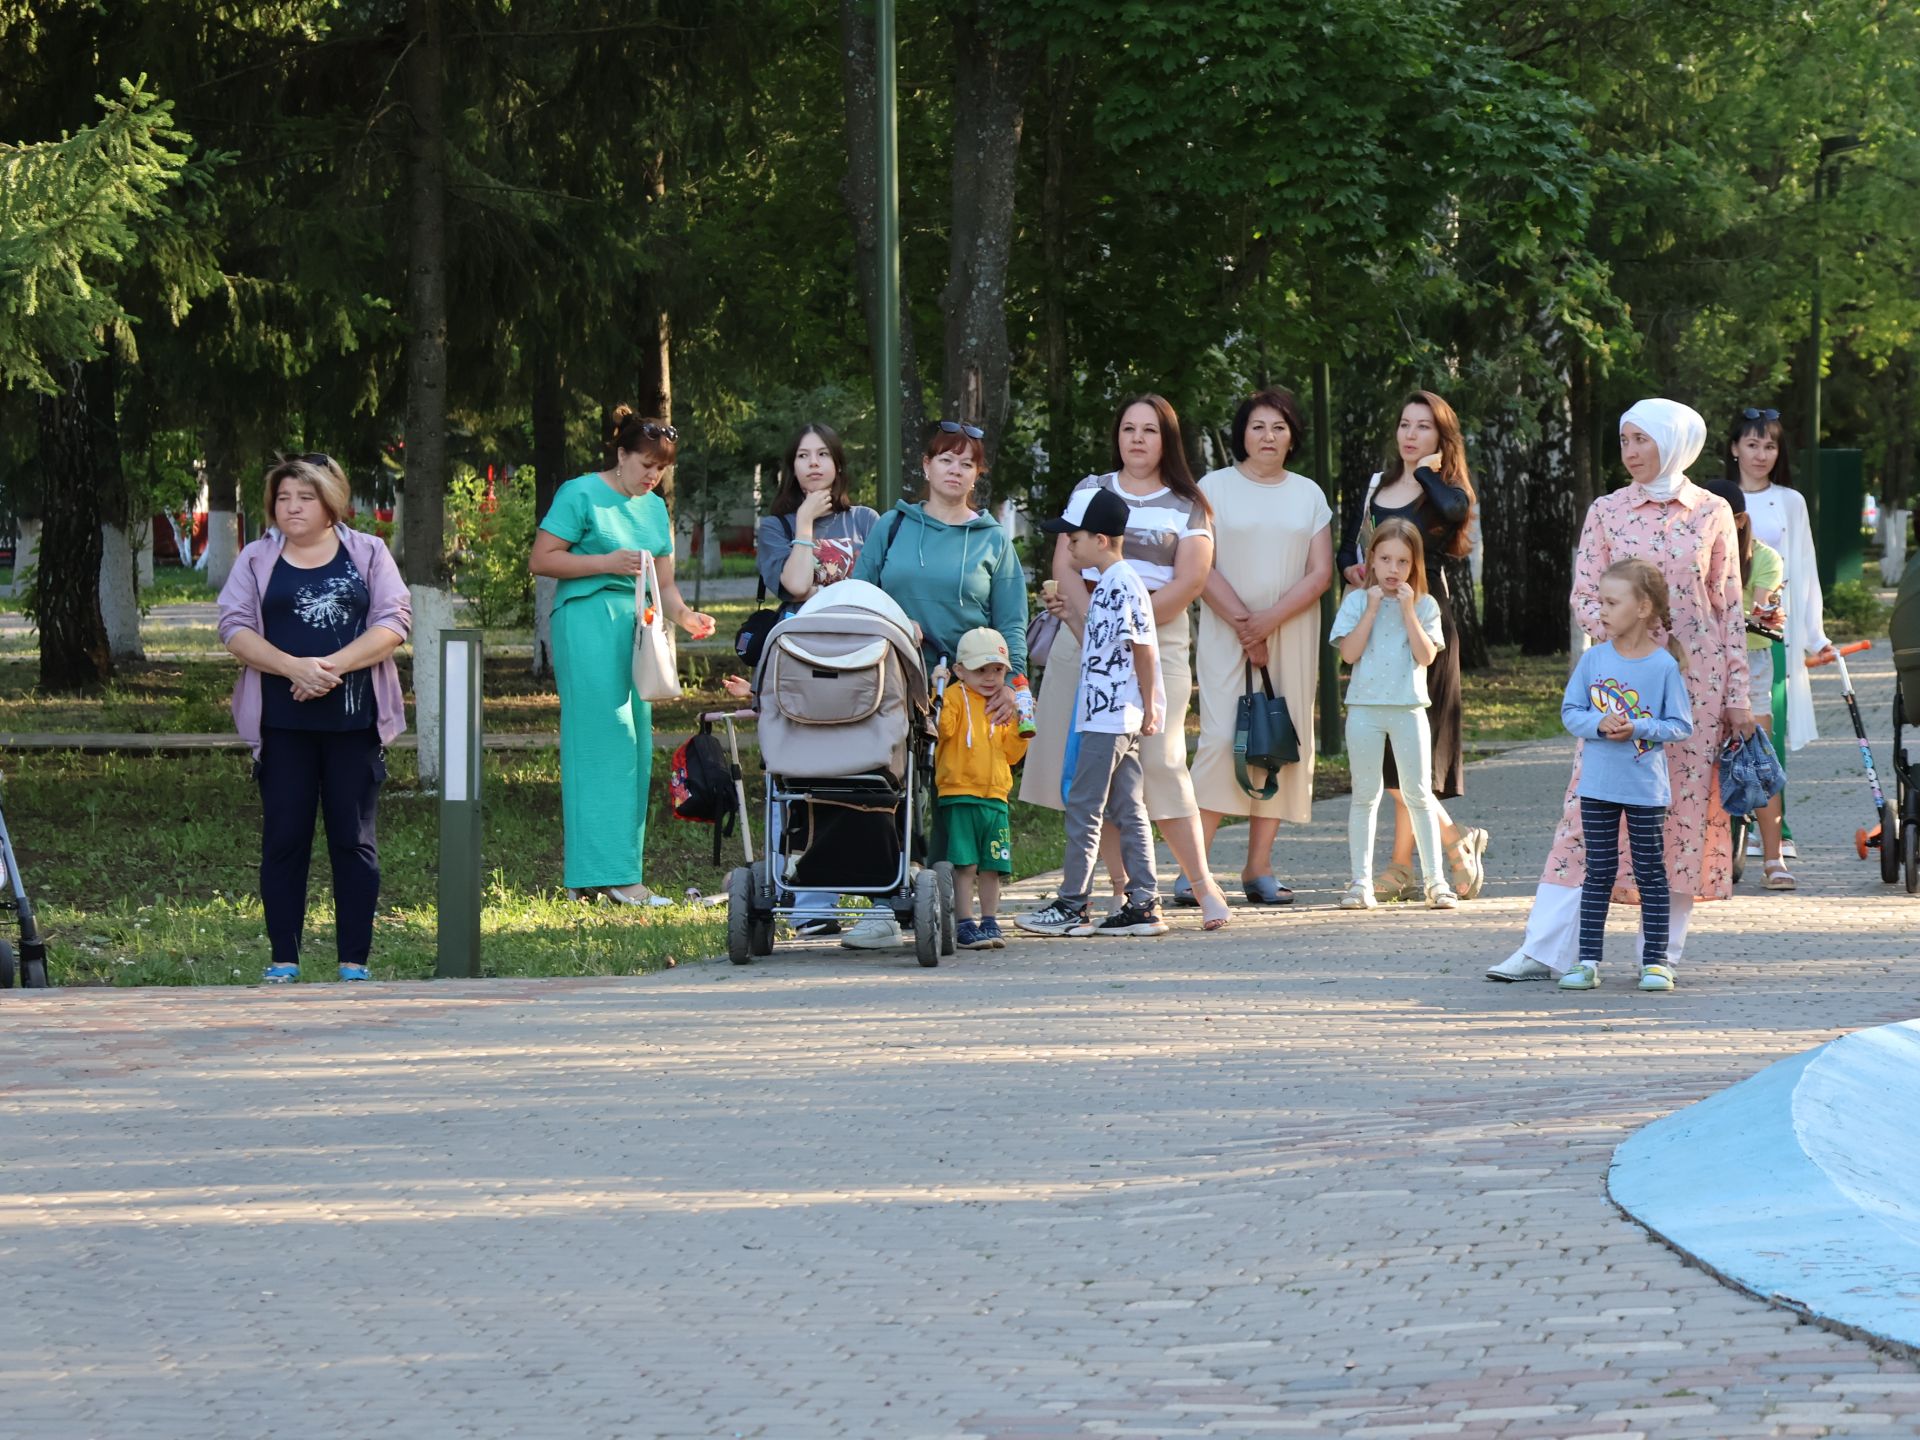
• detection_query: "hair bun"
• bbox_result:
[611,404,635,429]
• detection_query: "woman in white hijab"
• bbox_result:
[1488,399,1755,988]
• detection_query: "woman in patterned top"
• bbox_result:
[218,454,411,983]
[1488,398,1753,984]
[1020,395,1232,929]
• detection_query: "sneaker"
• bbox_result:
[1638,963,1676,992]
[1425,882,1460,910]
[978,917,1007,949]
[1338,881,1377,910]
[1074,900,1169,937]
[1558,962,1601,990]
[338,963,371,982]
[1016,899,1089,937]
[841,910,905,949]
[262,962,300,984]
[1486,954,1554,983]
[955,918,995,951]
[794,917,843,939]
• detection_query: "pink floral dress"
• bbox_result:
[1540,482,1750,902]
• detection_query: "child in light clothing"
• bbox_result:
[1330,519,1456,911]
[1019,486,1167,938]
[937,627,1031,949]
[1557,557,1695,993]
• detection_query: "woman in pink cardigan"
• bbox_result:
[217,455,411,983]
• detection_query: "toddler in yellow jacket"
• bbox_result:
[938,627,1031,950]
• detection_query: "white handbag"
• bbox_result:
[631,551,682,702]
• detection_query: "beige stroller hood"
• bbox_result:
[753,581,929,780]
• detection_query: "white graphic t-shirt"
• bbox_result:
[1077,558,1158,735]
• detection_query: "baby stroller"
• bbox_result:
[0,773,50,989]
[725,581,954,967]
[1863,557,1920,889]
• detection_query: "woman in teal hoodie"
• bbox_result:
[843,422,1030,949]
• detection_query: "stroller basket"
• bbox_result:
[777,778,905,890]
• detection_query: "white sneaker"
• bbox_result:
[840,911,904,949]
[1558,962,1601,990]
[1426,882,1459,910]
[1339,881,1377,910]
[1486,954,1554,982]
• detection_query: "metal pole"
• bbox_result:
[1312,361,1343,758]
[1805,164,1824,548]
[436,628,483,978]
[874,0,903,511]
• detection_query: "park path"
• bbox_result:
[1,653,1917,1439]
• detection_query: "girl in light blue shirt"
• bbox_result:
[1557,557,1695,993]
[1329,520,1453,910]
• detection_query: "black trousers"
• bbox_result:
[257,725,386,967]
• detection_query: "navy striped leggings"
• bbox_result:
[1579,797,1669,969]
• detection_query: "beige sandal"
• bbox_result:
[1764,859,1798,890]
[1445,827,1490,899]
[1373,861,1417,901]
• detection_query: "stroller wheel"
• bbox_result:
[912,869,940,968]
[1883,803,1902,886]
[725,866,755,965]
[934,861,956,957]
[1906,821,1919,894]
[1730,815,1747,884]
[0,937,14,990]
[747,860,776,957]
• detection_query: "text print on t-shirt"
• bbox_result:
[1078,564,1155,734]
[1588,676,1655,758]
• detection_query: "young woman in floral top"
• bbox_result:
[1488,398,1754,985]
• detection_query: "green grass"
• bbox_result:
[1459,646,1572,743]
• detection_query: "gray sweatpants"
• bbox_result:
[1061,730,1157,909]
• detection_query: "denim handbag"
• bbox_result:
[1234,660,1299,800]
[1718,726,1785,815]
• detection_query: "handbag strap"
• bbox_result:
[636,548,664,617]
[1242,658,1277,700]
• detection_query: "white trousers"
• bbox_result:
[1504,881,1694,973]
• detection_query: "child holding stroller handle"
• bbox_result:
[1018,487,1169,939]
[937,628,1031,950]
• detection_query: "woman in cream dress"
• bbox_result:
[1191,387,1335,903]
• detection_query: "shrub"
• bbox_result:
[1826,579,1888,639]
[448,466,535,629]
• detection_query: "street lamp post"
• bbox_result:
[1804,134,1863,546]
[873,0,903,512]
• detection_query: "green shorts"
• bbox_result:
[937,797,1012,873]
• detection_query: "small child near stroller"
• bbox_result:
[936,628,1031,949]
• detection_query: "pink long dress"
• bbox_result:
[1539,482,1750,902]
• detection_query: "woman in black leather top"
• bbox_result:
[1336,390,1490,900]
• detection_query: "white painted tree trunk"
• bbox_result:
[409,583,458,790]
[1879,510,1908,586]
[204,510,240,591]
[99,522,145,661]
[9,518,39,596]
[137,519,155,588]
[531,574,556,678]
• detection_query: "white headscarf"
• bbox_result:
[1620,398,1706,502]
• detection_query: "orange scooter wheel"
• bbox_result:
[1856,825,1876,859]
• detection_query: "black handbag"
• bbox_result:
[734,515,800,670]
[1233,660,1300,800]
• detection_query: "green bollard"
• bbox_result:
[436,629,483,978]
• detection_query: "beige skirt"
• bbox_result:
[1017,604,1197,821]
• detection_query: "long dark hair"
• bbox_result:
[1229,387,1307,466]
[1382,390,1475,560]
[1109,393,1211,520]
[1724,410,1794,490]
[770,422,851,518]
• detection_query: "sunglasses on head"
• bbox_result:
[1742,408,1780,422]
[301,452,335,470]
[935,419,985,440]
[638,422,677,442]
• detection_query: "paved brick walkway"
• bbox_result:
[2,654,1917,1439]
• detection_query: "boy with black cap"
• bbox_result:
[1018,486,1168,937]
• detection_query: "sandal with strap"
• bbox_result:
[1763,858,1798,890]
[1446,828,1490,900]
[1241,874,1294,906]
[1199,888,1231,931]
[1372,861,1417,902]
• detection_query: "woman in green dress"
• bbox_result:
[530,408,716,903]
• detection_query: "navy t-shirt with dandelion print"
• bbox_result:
[261,546,374,731]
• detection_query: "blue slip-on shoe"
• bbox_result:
[338,963,372,982]
[1242,875,1294,906]
[1171,874,1200,908]
[262,963,300,984]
